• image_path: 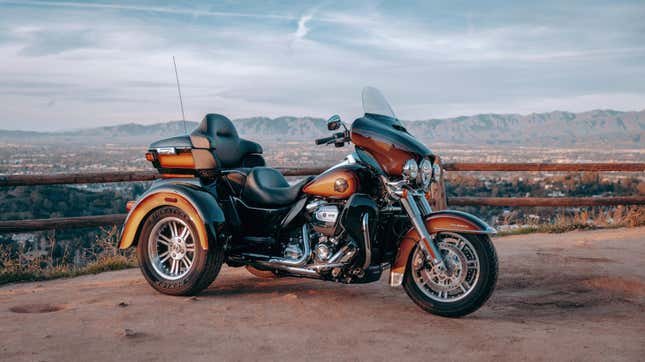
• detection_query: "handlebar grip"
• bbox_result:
[315,136,334,145]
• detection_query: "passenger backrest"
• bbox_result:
[190,114,265,169]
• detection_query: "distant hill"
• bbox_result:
[404,109,644,146]
[0,110,643,147]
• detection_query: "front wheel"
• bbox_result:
[136,206,224,296]
[403,232,498,317]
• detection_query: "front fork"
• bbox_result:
[399,190,447,269]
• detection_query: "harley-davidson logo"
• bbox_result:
[334,178,349,193]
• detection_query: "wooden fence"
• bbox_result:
[0,162,643,233]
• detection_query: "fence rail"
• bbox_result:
[0,168,325,187]
[441,162,645,172]
[2,163,644,187]
[0,162,643,232]
[449,196,645,207]
[0,214,127,233]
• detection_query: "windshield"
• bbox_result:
[362,86,396,118]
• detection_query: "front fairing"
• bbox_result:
[350,113,434,176]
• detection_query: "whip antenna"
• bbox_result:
[172,56,188,134]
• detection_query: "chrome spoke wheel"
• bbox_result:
[411,232,480,303]
[147,217,196,280]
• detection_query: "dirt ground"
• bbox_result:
[1,227,644,362]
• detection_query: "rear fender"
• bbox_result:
[118,180,225,250]
[389,210,495,286]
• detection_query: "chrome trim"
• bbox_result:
[380,206,402,213]
[328,244,350,263]
[221,169,248,176]
[242,224,311,267]
[400,191,445,267]
[253,261,319,276]
[361,213,372,270]
[417,194,433,216]
[402,159,418,181]
[431,227,497,235]
[411,232,480,302]
[156,147,176,155]
[251,239,357,277]
[268,224,311,266]
[147,216,195,280]
[308,263,346,270]
[305,200,326,213]
[419,158,432,189]
[389,271,404,287]
[328,154,356,171]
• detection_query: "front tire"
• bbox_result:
[403,232,498,317]
[136,206,224,296]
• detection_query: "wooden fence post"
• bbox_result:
[430,156,448,210]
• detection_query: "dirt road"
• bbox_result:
[1,227,644,361]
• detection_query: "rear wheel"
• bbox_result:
[136,206,224,296]
[403,232,497,317]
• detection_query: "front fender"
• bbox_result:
[118,180,225,250]
[390,210,495,286]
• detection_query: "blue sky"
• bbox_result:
[1,0,644,130]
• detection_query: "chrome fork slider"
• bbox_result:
[400,191,446,267]
[416,193,433,216]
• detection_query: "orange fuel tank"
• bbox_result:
[303,167,358,199]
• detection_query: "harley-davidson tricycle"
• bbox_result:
[119,87,497,317]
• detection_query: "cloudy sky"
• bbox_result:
[1,0,644,131]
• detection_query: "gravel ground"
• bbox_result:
[1,227,644,362]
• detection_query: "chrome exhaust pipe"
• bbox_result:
[253,260,319,276]
[266,223,311,266]
[252,239,358,276]
[241,224,312,267]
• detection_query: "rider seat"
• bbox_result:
[242,167,313,208]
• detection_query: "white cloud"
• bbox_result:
[0,1,644,130]
[295,13,313,39]
[0,0,298,21]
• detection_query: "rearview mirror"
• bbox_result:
[327,115,341,131]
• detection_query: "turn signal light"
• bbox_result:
[125,200,136,211]
[145,152,154,161]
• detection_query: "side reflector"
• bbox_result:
[126,200,136,212]
[164,197,178,203]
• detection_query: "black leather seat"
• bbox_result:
[190,114,265,168]
[242,167,313,208]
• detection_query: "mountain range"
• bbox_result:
[1,110,643,147]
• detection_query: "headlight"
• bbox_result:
[402,159,418,181]
[419,159,432,188]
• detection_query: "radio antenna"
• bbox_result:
[172,56,188,134]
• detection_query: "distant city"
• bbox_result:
[1,111,642,237]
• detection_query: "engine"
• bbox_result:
[244,198,374,283]
[303,200,348,265]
